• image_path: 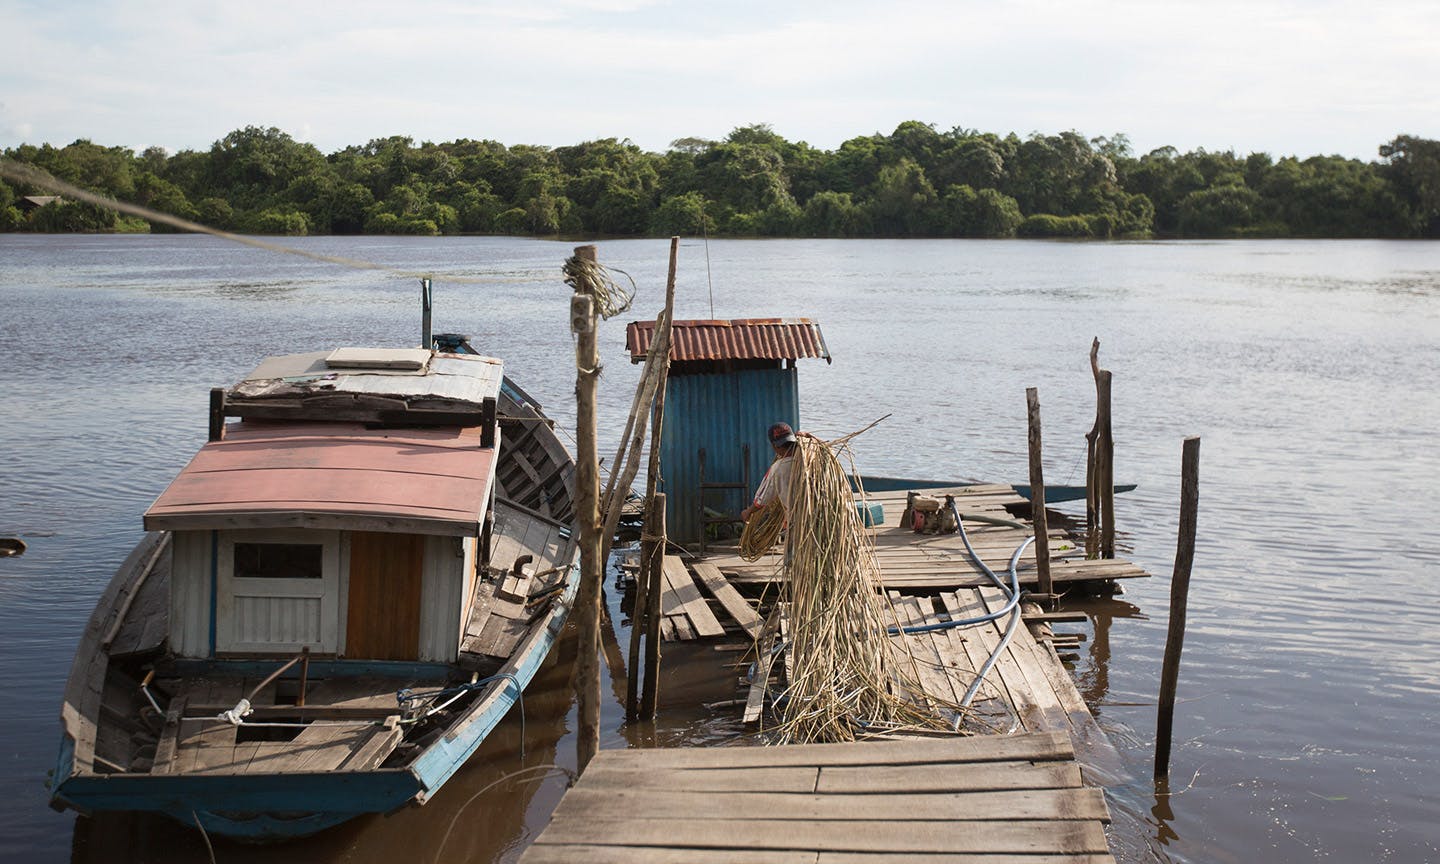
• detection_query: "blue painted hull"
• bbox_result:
[53,563,579,842]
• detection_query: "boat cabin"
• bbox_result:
[143,348,502,663]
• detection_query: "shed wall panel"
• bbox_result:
[658,368,798,545]
[420,535,465,662]
[169,530,213,657]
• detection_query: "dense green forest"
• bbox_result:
[2,123,1438,238]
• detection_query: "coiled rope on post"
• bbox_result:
[562,254,635,320]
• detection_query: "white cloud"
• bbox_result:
[0,0,1435,158]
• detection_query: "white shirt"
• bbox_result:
[752,455,795,509]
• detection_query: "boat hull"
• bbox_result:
[53,562,578,841]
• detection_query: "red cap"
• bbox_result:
[768,422,797,445]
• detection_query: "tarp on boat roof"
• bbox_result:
[234,349,503,406]
[143,421,497,536]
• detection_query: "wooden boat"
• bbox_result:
[51,343,578,841]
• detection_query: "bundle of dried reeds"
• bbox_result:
[768,436,960,743]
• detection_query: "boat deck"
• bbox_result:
[518,731,1114,863]
[150,675,414,775]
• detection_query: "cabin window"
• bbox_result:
[233,543,323,580]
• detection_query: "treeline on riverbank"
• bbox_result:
[2,124,1438,239]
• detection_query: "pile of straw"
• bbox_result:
[768,436,960,743]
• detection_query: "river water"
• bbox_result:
[1,235,1437,863]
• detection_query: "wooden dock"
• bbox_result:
[536,479,1144,861]
[706,485,1150,590]
[518,731,1114,863]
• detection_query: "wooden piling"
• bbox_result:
[1155,435,1200,781]
[208,387,226,442]
[624,238,679,721]
[1025,387,1053,606]
[1098,369,1115,560]
[640,493,666,720]
[599,238,680,564]
[420,276,433,349]
[570,245,602,774]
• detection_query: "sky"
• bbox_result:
[2,0,1436,161]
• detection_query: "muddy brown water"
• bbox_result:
[2,235,1438,862]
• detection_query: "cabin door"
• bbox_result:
[214,529,341,655]
[345,532,424,661]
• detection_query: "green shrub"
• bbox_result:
[1018,213,1093,237]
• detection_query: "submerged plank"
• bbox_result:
[692,560,763,639]
[661,555,725,638]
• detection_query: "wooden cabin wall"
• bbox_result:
[167,529,470,661]
[169,530,213,657]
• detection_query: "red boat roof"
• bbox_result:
[143,421,496,536]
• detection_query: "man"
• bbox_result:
[740,422,809,523]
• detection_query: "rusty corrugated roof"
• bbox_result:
[626,318,830,363]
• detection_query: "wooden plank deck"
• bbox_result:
[705,484,1150,590]
[519,732,1114,864]
[658,555,726,640]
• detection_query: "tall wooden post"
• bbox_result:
[1155,436,1200,780]
[208,388,227,442]
[571,245,602,774]
[1098,370,1115,559]
[1084,339,1101,557]
[625,238,679,721]
[640,493,666,720]
[420,276,433,350]
[1025,388,1053,606]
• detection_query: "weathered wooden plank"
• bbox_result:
[691,560,763,639]
[818,854,1115,864]
[815,761,1083,794]
[577,764,821,794]
[149,696,186,775]
[887,595,964,712]
[523,847,817,864]
[974,588,1073,736]
[177,718,240,773]
[593,731,1072,769]
[533,817,1109,854]
[744,612,780,724]
[552,787,1111,823]
[339,720,403,770]
[661,555,725,637]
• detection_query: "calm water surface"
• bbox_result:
[1,235,1437,863]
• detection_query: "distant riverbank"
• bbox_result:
[3,125,1437,242]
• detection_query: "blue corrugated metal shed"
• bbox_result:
[625,318,828,546]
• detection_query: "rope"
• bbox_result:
[739,500,785,561]
[562,254,635,320]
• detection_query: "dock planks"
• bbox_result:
[519,732,1113,864]
[704,484,1151,591]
